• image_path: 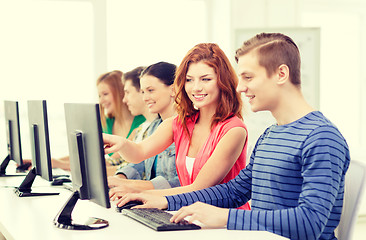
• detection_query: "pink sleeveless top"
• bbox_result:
[173,113,250,210]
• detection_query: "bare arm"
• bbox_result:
[148,127,246,196]
[112,126,247,207]
[103,117,174,164]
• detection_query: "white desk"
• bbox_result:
[0,176,287,240]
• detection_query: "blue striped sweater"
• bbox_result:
[166,111,350,240]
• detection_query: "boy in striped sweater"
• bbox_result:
[119,33,350,240]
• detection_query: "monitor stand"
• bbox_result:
[14,167,60,197]
[0,155,27,177]
[53,191,109,230]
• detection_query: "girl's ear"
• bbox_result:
[277,64,290,85]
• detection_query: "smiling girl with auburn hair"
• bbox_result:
[174,43,243,137]
[105,43,250,210]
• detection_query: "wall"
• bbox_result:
[217,0,366,215]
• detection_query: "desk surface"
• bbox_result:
[0,175,287,240]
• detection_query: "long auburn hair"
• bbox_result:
[96,70,130,129]
[174,43,243,138]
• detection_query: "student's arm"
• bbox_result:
[151,175,180,189]
[150,127,246,196]
[51,156,70,170]
[103,117,174,164]
[112,126,246,205]
[108,176,175,200]
[168,126,350,239]
[115,161,146,181]
[114,164,253,214]
[109,179,155,197]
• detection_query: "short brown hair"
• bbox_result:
[235,33,301,86]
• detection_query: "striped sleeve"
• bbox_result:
[227,125,349,240]
[166,160,253,210]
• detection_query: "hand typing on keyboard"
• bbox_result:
[109,178,141,200]
[169,201,229,228]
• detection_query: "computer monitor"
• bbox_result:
[53,103,110,230]
[13,100,59,197]
[1,100,28,177]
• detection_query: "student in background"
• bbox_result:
[108,62,179,189]
[52,70,145,171]
[105,43,250,210]
[98,70,145,143]
[118,33,350,240]
[104,67,156,176]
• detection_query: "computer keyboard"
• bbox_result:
[121,208,201,231]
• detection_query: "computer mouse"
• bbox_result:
[116,200,143,212]
[51,176,72,186]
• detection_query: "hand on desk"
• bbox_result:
[170,202,229,228]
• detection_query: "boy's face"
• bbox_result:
[236,51,279,113]
[123,80,145,116]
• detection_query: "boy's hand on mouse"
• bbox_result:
[116,192,168,210]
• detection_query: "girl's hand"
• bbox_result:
[103,133,125,155]
[109,182,141,201]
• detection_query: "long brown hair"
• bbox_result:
[96,70,129,129]
[174,43,243,138]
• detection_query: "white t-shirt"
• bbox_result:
[185,156,195,178]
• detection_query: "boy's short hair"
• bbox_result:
[235,32,301,86]
[123,66,145,91]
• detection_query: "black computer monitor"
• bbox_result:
[1,100,28,177]
[13,100,59,197]
[53,103,110,230]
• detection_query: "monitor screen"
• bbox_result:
[53,103,110,230]
[13,100,60,197]
[1,100,26,176]
[28,100,53,181]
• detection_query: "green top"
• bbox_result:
[103,115,146,158]
[127,115,146,138]
[103,115,146,138]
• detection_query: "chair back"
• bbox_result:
[336,160,366,240]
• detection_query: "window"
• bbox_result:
[0,0,207,159]
[0,0,94,157]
